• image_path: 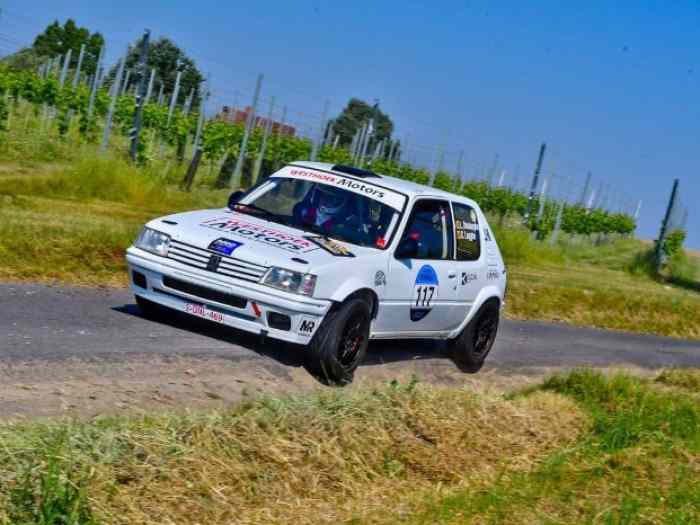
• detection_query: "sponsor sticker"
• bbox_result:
[455,219,479,242]
[305,236,355,257]
[297,316,318,337]
[201,215,317,253]
[208,238,243,256]
[411,265,439,322]
[274,166,407,211]
[185,303,224,323]
[486,269,500,281]
[374,270,386,287]
[484,228,493,242]
[461,272,478,285]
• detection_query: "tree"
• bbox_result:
[118,37,204,107]
[31,19,104,76]
[331,98,394,149]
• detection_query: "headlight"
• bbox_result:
[262,267,317,296]
[135,227,171,257]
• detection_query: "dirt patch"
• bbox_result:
[0,350,655,421]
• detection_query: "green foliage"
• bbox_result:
[663,229,686,258]
[8,455,98,525]
[331,98,394,148]
[542,370,700,450]
[118,37,204,107]
[31,19,104,76]
[0,66,638,235]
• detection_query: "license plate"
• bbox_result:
[185,303,224,323]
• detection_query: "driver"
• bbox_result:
[296,184,353,232]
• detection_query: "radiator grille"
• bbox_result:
[167,239,268,283]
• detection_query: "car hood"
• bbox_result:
[147,208,377,271]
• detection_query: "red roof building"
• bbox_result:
[218,106,296,137]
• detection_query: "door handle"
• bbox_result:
[448,271,457,279]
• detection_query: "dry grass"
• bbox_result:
[0,384,585,525]
[391,370,700,524]
[656,368,700,391]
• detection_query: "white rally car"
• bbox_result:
[126,162,506,384]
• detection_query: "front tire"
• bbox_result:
[306,298,371,386]
[448,299,500,373]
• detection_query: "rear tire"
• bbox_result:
[306,298,371,386]
[448,299,500,373]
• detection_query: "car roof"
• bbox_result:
[290,161,481,210]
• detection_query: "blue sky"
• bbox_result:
[1,1,698,247]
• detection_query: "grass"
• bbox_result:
[377,370,700,524]
[0,155,227,285]
[492,227,700,339]
[1,370,699,524]
[0,380,585,524]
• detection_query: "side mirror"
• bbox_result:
[395,237,419,259]
[228,190,245,210]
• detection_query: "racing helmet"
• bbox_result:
[315,184,348,215]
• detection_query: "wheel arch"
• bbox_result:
[447,286,502,339]
[329,287,379,320]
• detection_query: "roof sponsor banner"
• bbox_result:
[273,166,407,211]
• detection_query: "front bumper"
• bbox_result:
[126,247,330,344]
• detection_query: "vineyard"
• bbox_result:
[0,66,636,237]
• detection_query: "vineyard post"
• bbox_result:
[144,68,156,104]
[72,44,86,89]
[455,149,464,181]
[86,46,103,121]
[58,49,72,87]
[272,105,287,170]
[252,96,275,185]
[359,119,373,166]
[350,127,361,162]
[332,135,340,149]
[156,83,165,105]
[183,88,194,116]
[655,178,679,274]
[497,170,506,187]
[353,123,365,164]
[550,176,571,245]
[100,54,126,153]
[183,77,210,191]
[524,142,547,225]
[160,70,182,158]
[633,200,642,220]
[129,29,151,162]
[121,70,131,96]
[231,73,263,189]
[324,119,334,148]
[310,99,329,161]
[535,173,549,224]
[578,171,592,206]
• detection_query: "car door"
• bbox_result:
[374,198,463,335]
[452,201,486,318]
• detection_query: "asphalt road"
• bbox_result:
[2,282,699,370]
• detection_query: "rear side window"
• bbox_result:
[453,203,481,261]
[398,200,454,260]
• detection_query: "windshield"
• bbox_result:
[237,177,400,249]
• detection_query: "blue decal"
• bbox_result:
[411,265,439,322]
[208,238,243,256]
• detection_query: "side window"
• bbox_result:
[396,200,453,260]
[453,203,481,261]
